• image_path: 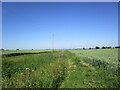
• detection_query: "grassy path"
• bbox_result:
[60,51,97,88]
[60,51,119,88]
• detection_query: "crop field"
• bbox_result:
[69,48,118,65]
[69,48,119,71]
[1,50,53,55]
[2,49,119,88]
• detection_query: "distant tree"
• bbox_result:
[32,49,34,50]
[107,47,111,49]
[89,48,91,49]
[16,49,19,50]
[105,47,108,48]
[83,48,85,50]
[1,48,4,51]
[96,46,100,49]
[102,46,105,49]
[115,46,120,48]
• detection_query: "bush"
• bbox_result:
[102,46,112,49]
[107,47,111,49]
[89,48,91,49]
[83,48,85,50]
[102,46,105,49]
[1,48,5,51]
[95,46,100,49]
[115,46,120,48]
[16,49,19,50]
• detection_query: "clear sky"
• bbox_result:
[2,2,118,50]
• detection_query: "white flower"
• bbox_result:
[25,68,30,70]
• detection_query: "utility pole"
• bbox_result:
[52,32,54,52]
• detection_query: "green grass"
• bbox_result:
[69,48,119,70]
[60,50,119,88]
[2,49,119,88]
[69,48,118,64]
[2,51,69,88]
[2,50,53,55]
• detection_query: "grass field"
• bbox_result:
[2,51,68,88]
[1,50,53,55]
[2,49,119,88]
[69,48,118,65]
[69,48,119,71]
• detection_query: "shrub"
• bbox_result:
[107,47,111,49]
[102,46,105,49]
[83,48,85,50]
[115,46,120,48]
[1,48,5,51]
[95,46,100,49]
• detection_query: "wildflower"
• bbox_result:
[31,70,35,72]
[25,68,30,70]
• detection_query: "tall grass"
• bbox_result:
[2,51,68,88]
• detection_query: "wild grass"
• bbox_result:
[64,49,119,88]
[2,50,53,55]
[2,51,68,88]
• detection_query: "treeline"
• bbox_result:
[0,48,20,51]
[1,46,120,51]
[80,46,120,50]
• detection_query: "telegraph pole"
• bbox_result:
[52,32,54,52]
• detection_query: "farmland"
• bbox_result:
[2,49,119,88]
[69,48,119,71]
[2,50,53,55]
[69,48,118,65]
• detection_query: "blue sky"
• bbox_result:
[2,2,118,50]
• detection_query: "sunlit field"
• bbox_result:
[69,48,118,65]
[2,50,53,55]
[2,49,119,88]
[69,48,119,71]
[2,51,68,88]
